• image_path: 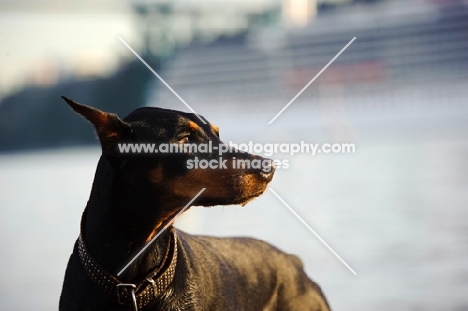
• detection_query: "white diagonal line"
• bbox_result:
[118,36,207,124]
[268,188,357,275]
[268,37,356,124]
[117,188,206,276]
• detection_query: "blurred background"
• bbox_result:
[1,0,468,309]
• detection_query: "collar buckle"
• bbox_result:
[116,283,138,310]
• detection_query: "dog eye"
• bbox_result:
[178,136,190,144]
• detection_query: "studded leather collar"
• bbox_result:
[76,227,178,310]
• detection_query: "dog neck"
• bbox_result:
[81,156,172,283]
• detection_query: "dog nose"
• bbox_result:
[259,159,276,182]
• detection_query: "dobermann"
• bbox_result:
[59,96,331,311]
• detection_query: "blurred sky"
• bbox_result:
[0,0,284,99]
[0,0,139,97]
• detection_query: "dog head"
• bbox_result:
[62,96,275,210]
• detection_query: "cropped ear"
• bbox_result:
[61,96,133,155]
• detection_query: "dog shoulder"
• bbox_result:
[176,230,330,310]
[175,229,306,281]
